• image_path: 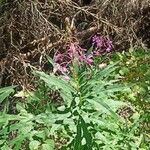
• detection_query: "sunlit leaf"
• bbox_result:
[0,86,16,103]
[29,140,40,150]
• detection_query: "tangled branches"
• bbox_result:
[0,0,150,88]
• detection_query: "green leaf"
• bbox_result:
[34,131,45,140]
[34,71,75,92]
[74,117,82,149]
[0,92,12,103]
[1,144,12,150]
[33,71,75,105]
[29,140,40,150]
[87,98,119,120]
[87,45,94,55]
[94,63,118,80]
[11,134,26,150]
[16,103,28,114]
[46,55,55,67]
[0,86,16,94]
[0,114,20,123]
[0,140,5,145]
[44,139,55,149]
[42,143,54,150]
[98,84,129,93]
[0,86,16,103]
[80,116,92,149]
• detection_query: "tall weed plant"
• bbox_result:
[0,45,148,149]
[0,62,145,150]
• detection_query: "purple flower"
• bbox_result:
[63,75,70,80]
[80,54,93,65]
[52,36,113,78]
[54,51,64,63]
[53,63,68,74]
[53,43,95,76]
[68,43,76,58]
[105,39,113,52]
[92,35,103,48]
[93,50,100,56]
[92,34,113,53]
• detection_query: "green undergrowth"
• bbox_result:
[0,48,150,150]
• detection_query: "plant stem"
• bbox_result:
[71,64,83,108]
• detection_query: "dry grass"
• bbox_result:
[0,0,150,88]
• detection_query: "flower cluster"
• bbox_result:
[53,34,113,78]
[92,34,113,55]
[53,43,93,77]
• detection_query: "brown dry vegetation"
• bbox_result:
[0,0,150,88]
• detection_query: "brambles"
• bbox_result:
[1,0,150,87]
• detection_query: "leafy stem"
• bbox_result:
[71,62,83,109]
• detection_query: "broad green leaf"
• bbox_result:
[42,143,54,150]
[95,132,107,143]
[0,114,21,123]
[35,112,71,125]
[103,84,129,93]
[29,140,40,150]
[11,134,27,150]
[16,103,28,114]
[50,124,62,134]
[0,91,11,99]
